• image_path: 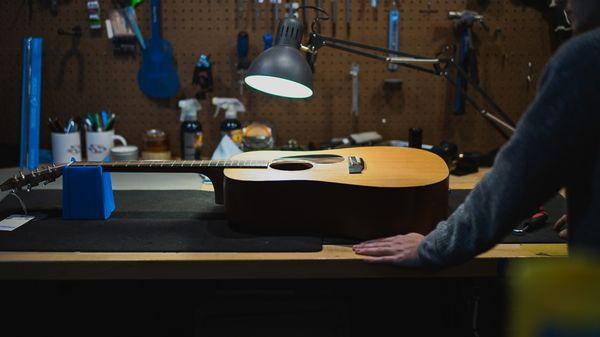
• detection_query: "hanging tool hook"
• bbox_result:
[58,26,83,47]
[294,5,330,33]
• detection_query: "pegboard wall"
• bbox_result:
[0,0,554,158]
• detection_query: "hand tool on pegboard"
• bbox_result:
[56,26,85,91]
[448,10,488,115]
[387,1,400,72]
[331,0,337,36]
[419,0,438,15]
[123,5,146,49]
[49,0,59,16]
[316,0,323,32]
[236,31,251,96]
[302,0,308,32]
[256,0,264,23]
[345,0,351,36]
[350,62,360,117]
[549,0,572,43]
[236,0,244,29]
[271,0,281,33]
[193,54,213,100]
[263,33,273,49]
[371,0,378,21]
[41,0,60,17]
[25,0,33,23]
[285,2,300,18]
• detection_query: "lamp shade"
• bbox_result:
[245,45,314,99]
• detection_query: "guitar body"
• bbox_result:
[224,147,449,240]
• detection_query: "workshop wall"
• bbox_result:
[0,0,553,157]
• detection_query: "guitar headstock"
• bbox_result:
[0,164,66,192]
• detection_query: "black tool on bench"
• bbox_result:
[512,208,549,236]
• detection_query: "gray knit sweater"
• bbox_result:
[417,27,600,267]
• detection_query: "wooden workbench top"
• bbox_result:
[0,167,568,280]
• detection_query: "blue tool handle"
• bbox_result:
[237,32,249,58]
[150,0,160,40]
[19,39,30,169]
[453,29,469,115]
[263,33,273,50]
[20,38,42,170]
[125,6,146,49]
[387,8,399,71]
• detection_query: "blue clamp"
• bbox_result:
[263,33,273,50]
[62,165,115,220]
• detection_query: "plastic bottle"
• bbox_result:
[212,98,245,148]
[221,108,243,147]
[179,98,203,160]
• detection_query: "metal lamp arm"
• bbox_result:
[303,33,516,137]
[304,33,441,75]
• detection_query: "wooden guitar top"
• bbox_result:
[225,146,449,188]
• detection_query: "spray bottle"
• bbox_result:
[179,98,203,160]
[212,97,245,148]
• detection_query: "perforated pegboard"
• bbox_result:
[0,0,553,157]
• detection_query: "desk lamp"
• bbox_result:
[245,6,516,138]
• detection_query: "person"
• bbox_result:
[353,0,600,268]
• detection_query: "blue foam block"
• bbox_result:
[62,166,115,220]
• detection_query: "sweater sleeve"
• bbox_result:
[417,52,593,268]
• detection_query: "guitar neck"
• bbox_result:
[70,160,270,174]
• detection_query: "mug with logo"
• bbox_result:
[86,130,127,161]
[51,132,82,164]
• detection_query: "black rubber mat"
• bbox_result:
[0,190,322,252]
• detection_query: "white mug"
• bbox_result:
[51,132,82,164]
[86,130,127,161]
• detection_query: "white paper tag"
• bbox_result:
[0,215,35,231]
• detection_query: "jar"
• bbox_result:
[142,129,171,160]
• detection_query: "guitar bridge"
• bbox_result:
[348,156,364,174]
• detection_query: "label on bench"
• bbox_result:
[0,215,35,231]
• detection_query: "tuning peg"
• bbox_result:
[26,184,32,192]
[19,171,25,180]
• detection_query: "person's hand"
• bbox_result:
[352,233,425,267]
[553,214,568,240]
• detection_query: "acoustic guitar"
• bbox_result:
[1,147,449,239]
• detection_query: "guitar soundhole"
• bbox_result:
[269,161,314,171]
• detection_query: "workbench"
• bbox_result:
[0,168,567,280]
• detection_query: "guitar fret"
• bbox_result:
[74,158,270,172]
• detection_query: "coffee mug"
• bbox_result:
[86,130,127,161]
[51,132,82,164]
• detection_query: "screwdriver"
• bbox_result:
[331,0,337,36]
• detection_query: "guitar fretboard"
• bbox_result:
[70,160,270,173]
